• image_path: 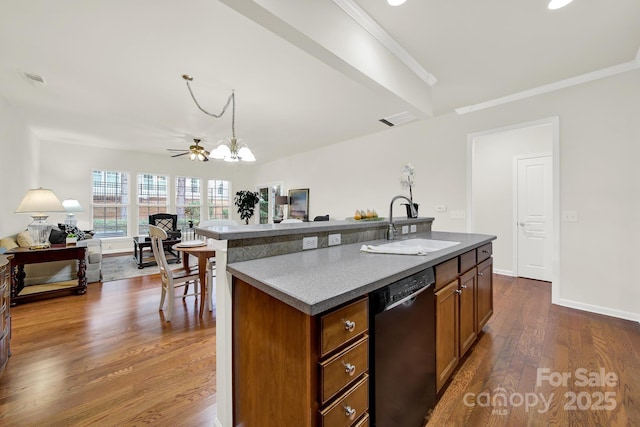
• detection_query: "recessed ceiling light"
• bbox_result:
[387,0,407,6]
[548,0,574,10]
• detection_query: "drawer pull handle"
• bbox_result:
[482,249,490,254]
[455,289,462,295]
[343,405,357,420]
[461,284,467,289]
[342,361,356,376]
[478,272,484,277]
[343,320,356,332]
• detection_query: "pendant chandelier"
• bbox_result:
[182,75,256,162]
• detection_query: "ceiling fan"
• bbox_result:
[167,138,210,162]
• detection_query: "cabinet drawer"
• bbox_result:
[459,249,476,274]
[320,375,369,427]
[321,297,368,356]
[320,336,369,404]
[477,243,492,263]
[353,413,369,427]
[435,258,458,291]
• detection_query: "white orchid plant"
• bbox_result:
[399,163,415,202]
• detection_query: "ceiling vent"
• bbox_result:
[23,72,46,85]
[379,111,416,127]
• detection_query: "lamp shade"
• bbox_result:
[14,187,65,249]
[62,199,84,213]
[15,187,65,215]
[275,196,289,205]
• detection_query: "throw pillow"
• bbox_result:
[0,236,19,251]
[16,231,34,247]
[58,224,87,241]
[49,228,67,244]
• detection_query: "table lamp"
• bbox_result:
[14,187,66,249]
[62,199,84,226]
[275,196,289,220]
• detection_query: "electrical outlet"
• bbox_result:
[562,211,578,222]
[450,210,466,219]
[401,225,409,234]
[302,236,318,250]
[436,205,447,212]
[410,225,417,233]
[328,233,341,246]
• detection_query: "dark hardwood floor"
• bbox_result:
[1,273,638,426]
[427,275,640,427]
[0,273,217,426]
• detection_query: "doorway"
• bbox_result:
[468,118,559,294]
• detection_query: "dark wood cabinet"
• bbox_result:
[458,267,478,358]
[477,257,493,331]
[435,243,493,393]
[435,280,459,392]
[233,278,369,427]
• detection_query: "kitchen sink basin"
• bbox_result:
[376,238,460,252]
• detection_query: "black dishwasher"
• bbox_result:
[369,268,436,427]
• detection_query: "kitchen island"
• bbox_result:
[197,219,495,426]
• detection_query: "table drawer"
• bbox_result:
[321,297,368,356]
[435,258,458,291]
[477,243,492,263]
[459,249,476,274]
[320,375,369,427]
[320,336,369,404]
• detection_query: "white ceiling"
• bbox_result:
[1,0,639,163]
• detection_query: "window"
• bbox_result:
[137,173,169,234]
[176,176,201,228]
[92,170,129,238]
[207,179,231,219]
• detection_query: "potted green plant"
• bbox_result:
[66,233,78,245]
[234,191,261,224]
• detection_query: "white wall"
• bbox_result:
[244,69,640,321]
[473,124,553,275]
[0,98,40,237]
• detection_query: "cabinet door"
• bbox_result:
[477,258,493,331]
[459,268,477,357]
[435,280,459,392]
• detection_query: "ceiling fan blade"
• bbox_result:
[171,152,190,158]
[202,156,210,162]
[167,148,189,152]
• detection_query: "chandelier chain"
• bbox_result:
[184,79,234,119]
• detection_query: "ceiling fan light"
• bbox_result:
[387,0,406,6]
[548,0,574,10]
[189,152,197,160]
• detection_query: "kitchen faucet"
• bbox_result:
[388,195,417,240]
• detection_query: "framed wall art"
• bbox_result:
[288,188,309,221]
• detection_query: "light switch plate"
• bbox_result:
[562,211,578,222]
[410,225,417,233]
[328,233,341,246]
[401,225,409,234]
[436,205,447,212]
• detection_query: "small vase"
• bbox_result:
[66,237,78,245]
[403,203,419,218]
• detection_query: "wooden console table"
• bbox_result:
[7,244,87,305]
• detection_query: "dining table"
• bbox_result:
[172,240,216,317]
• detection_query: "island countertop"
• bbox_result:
[227,230,496,316]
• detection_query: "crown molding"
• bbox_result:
[332,0,437,86]
[456,54,640,115]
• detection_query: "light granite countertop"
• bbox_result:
[227,230,496,316]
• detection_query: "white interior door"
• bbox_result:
[516,155,552,281]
